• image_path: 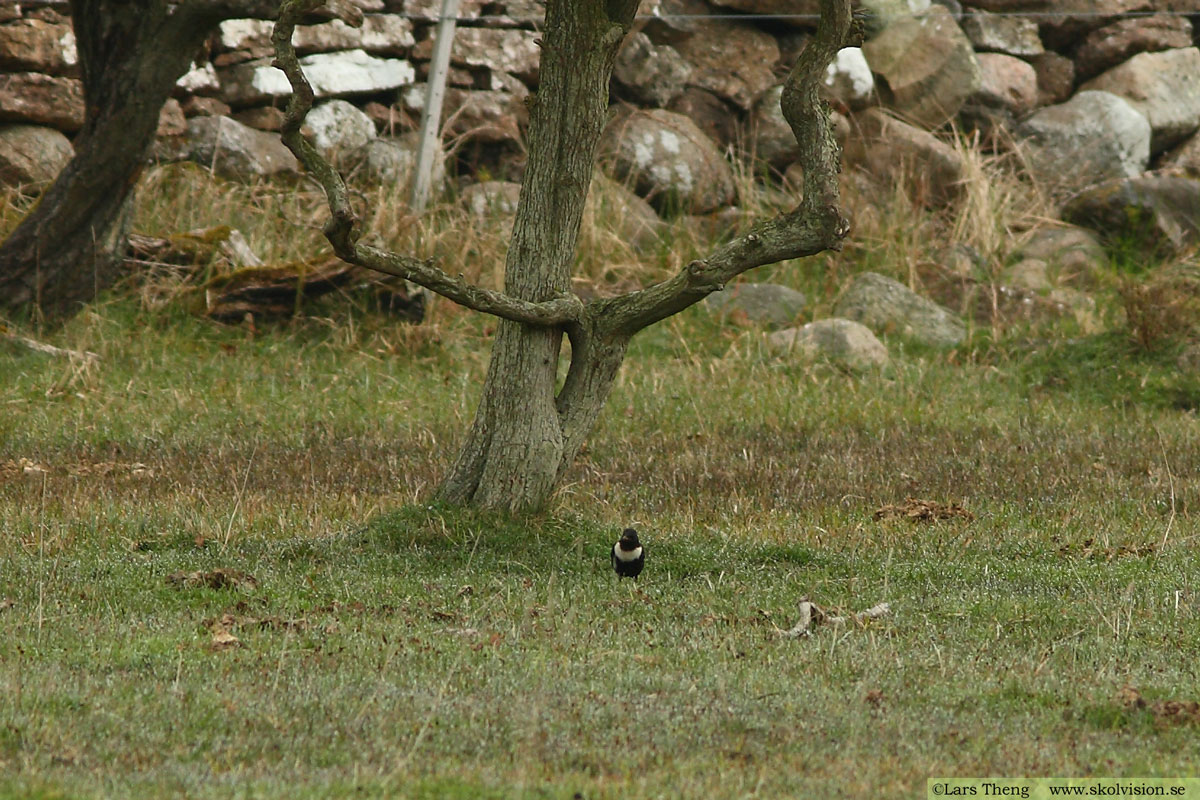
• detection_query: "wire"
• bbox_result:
[419,9,1198,23]
[635,10,1197,20]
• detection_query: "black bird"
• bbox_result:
[611,527,645,580]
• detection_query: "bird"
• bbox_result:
[611,527,645,581]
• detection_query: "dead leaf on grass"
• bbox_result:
[167,568,258,591]
[1117,686,1200,726]
[210,627,242,649]
[1057,538,1157,562]
[0,458,50,480]
[204,613,244,649]
[67,461,153,479]
[2,459,154,481]
[874,498,974,523]
[201,612,309,634]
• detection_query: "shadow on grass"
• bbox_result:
[365,504,821,580]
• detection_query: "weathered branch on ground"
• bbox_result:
[590,0,855,338]
[1,326,100,363]
[271,0,582,328]
[781,599,891,638]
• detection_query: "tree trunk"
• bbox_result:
[0,0,280,321]
[268,0,852,514]
[434,1,638,511]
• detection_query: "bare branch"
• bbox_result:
[590,206,850,335]
[353,244,586,326]
[270,0,581,327]
[1,327,99,363]
[588,0,854,338]
[782,0,858,215]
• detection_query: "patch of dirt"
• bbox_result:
[202,611,308,633]
[1056,538,1157,561]
[0,458,152,482]
[873,497,975,522]
[166,568,258,591]
[1118,687,1200,727]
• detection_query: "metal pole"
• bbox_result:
[410,0,460,212]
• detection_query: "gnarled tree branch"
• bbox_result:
[589,0,855,338]
[271,0,582,328]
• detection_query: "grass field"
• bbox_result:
[2,159,1200,798]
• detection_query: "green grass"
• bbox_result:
[4,148,1200,796]
[2,294,1199,798]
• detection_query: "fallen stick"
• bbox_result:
[781,599,891,638]
[2,329,100,363]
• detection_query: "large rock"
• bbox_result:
[959,9,1043,57]
[823,47,874,111]
[219,50,415,107]
[672,19,780,110]
[861,5,981,129]
[851,108,965,207]
[858,0,933,36]
[0,123,72,187]
[157,98,186,137]
[1028,51,1075,106]
[833,271,966,348]
[709,0,820,26]
[971,53,1038,116]
[390,0,485,21]
[600,108,736,214]
[217,15,414,57]
[959,52,1039,137]
[451,89,527,145]
[1081,47,1200,154]
[767,318,890,369]
[403,70,530,145]
[750,85,800,168]
[639,0,725,44]
[1037,0,1162,52]
[613,31,691,108]
[1016,91,1150,192]
[177,61,220,95]
[705,282,807,328]
[1013,226,1108,285]
[461,180,522,217]
[483,0,545,25]
[184,116,300,180]
[305,99,376,161]
[1073,14,1193,82]
[1164,131,1200,175]
[584,175,665,253]
[1062,174,1200,257]
[412,27,540,84]
[358,133,444,195]
[0,72,83,131]
[668,88,738,150]
[0,17,76,74]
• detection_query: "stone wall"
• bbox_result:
[2,0,1200,221]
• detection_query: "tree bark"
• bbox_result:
[437,0,853,512]
[433,1,639,510]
